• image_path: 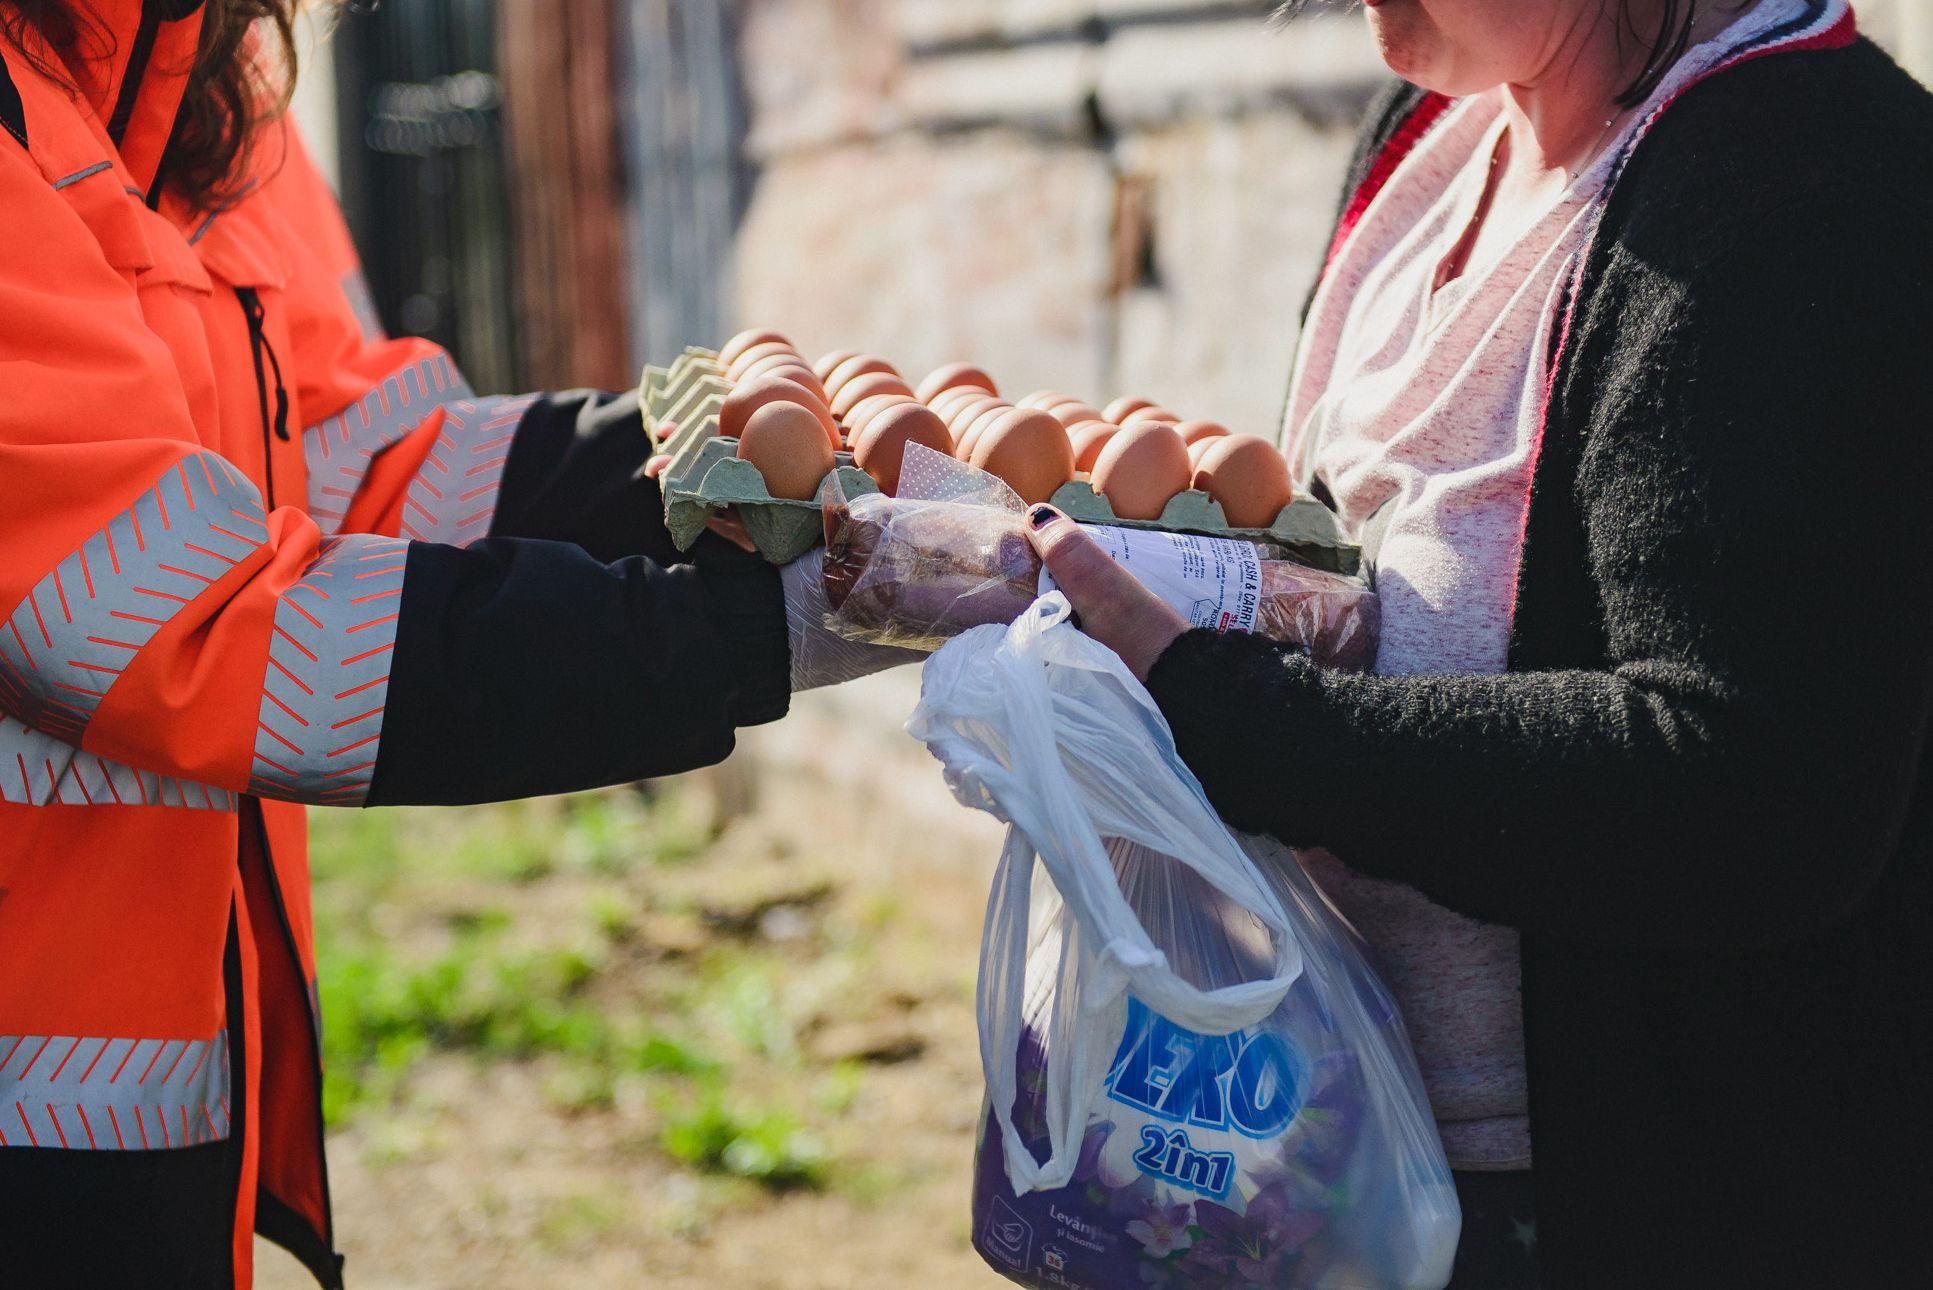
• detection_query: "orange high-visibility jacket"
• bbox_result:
[1,6,787,1285]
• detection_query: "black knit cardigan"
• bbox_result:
[1144,33,1933,1290]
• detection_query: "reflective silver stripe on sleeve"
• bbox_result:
[0,1031,231,1150]
[247,534,406,806]
[398,394,539,547]
[50,160,114,191]
[303,354,473,534]
[0,716,236,810]
[0,454,266,745]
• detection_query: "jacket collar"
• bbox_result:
[55,1,206,193]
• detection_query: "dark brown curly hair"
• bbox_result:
[2,1,302,207]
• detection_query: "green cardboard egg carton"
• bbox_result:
[641,348,878,565]
[1049,481,1360,577]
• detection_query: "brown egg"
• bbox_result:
[1067,420,1122,473]
[854,403,953,495]
[719,328,792,366]
[969,409,1075,505]
[930,386,989,421]
[738,402,838,501]
[843,393,919,446]
[719,375,838,444]
[956,401,1018,461]
[1175,419,1231,446]
[1089,424,1192,521]
[1048,402,1105,430]
[1122,405,1180,427]
[1186,436,1222,467]
[947,396,1009,444]
[825,355,902,401]
[812,350,863,383]
[1191,434,1294,529]
[1018,390,1079,410]
[917,363,999,404]
[1104,396,1157,424]
[737,356,828,399]
[727,340,804,380]
[831,371,916,421]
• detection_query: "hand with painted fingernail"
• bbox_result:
[1023,504,1188,681]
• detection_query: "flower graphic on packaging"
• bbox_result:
[1124,1200,1196,1258]
[1180,1182,1326,1283]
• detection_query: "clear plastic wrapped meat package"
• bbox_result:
[821,444,1379,670]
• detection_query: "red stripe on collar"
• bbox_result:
[1319,92,1455,281]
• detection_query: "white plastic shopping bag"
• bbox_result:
[908,596,1459,1289]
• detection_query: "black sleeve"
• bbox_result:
[364,531,788,807]
[489,388,681,565]
[1147,194,1933,951]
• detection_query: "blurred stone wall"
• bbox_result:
[725,2,1382,821]
[728,0,1379,441]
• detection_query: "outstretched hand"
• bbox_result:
[647,426,756,552]
[1023,505,1188,682]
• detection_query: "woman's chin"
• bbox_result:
[1368,25,1429,85]
[1365,1,1431,80]
[1366,12,1485,97]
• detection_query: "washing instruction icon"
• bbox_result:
[983,1196,1033,1269]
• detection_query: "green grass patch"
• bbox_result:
[657,1087,828,1190]
[310,790,726,1124]
[308,787,869,1194]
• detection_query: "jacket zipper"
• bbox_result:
[237,287,291,510]
[245,801,345,1288]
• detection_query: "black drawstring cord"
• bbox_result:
[262,323,290,443]
[237,286,290,510]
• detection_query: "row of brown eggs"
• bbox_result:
[922,379,1293,528]
[712,331,951,499]
[711,329,1294,527]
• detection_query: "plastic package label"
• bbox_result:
[1038,526,1264,634]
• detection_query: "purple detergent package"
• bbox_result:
[968,844,1455,1290]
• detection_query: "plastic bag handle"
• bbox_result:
[967,598,1304,1193]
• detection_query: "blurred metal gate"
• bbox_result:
[332,0,521,393]
[615,0,747,370]
[333,0,750,390]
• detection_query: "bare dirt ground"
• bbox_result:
[259,681,1011,1289]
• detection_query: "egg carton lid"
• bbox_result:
[644,354,727,433]
[1050,480,1360,577]
[662,433,880,565]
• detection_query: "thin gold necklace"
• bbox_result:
[1569,109,1627,179]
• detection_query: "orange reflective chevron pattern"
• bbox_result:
[0,8,534,1284]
